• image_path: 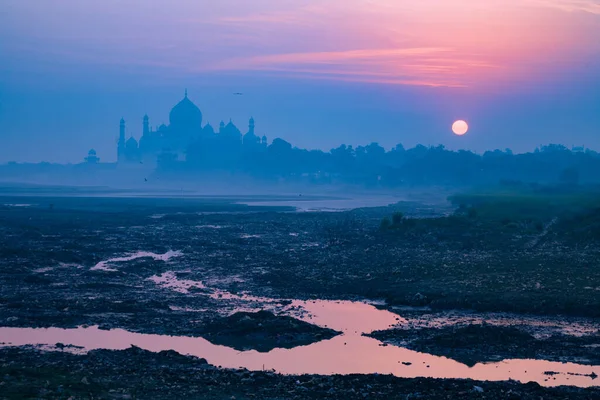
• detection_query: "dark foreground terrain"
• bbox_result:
[198,310,340,352]
[1,191,600,334]
[1,190,599,397]
[368,323,600,367]
[1,346,599,400]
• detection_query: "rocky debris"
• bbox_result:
[367,324,600,366]
[1,347,599,400]
[198,310,340,352]
[413,293,427,302]
[2,197,600,344]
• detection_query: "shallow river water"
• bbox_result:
[1,299,598,388]
[0,252,598,388]
[239,195,403,212]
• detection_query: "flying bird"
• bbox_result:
[233,92,243,95]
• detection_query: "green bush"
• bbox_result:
[467,208,478,218]
[380,217,391,230]
[402,218,417,228]
[392,212,404,225]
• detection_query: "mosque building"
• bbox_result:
[117,90,267,164]
[84,149,100,164]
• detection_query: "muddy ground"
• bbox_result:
[1,194,600,397]
[197,310,340,352]
[1,195,599,332]
[1,346,599,400]
[368,323,600,367]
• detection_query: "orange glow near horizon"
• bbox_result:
[204,0,600,90]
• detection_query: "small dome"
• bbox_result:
[222,120,242,139]
[219,121,225,128]
[169,90,202,132]
[204,123,215,135]
[88,149,97,156]
[262,135,267,141]
[126,136,138,149]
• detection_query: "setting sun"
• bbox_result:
[452,120,469,136]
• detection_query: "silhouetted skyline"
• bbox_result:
[1,0,599,163]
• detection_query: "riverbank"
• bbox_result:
[1,346,599,400]
[368,324,600,367]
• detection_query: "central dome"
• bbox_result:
[169,90,203,134]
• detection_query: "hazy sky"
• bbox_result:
[1,0,599,162]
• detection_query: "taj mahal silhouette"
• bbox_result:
[117,90,267,165]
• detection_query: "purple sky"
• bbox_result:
[1,0,599,162]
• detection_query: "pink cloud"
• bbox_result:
[215,48,451,67]
[3,0,597,90]
[236,67,468,88]
[196,0,599,88]
[205,47,501,88]
[530,0,600,14]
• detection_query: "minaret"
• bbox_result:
[118,118,126,162]
[248,116,255,135]
[143,114,150,137]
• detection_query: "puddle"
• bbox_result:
[1,269,599,388]
[302,242,320,248]
[59,263,84,269]
[147,271,397,334]
[148,271,207,293]
[91,251,182,272]
[138,271,600,386]
[397,309,599,338]
[204,275,246,286]
[0,323,597,388]
[239,196,401,212]
[3,260,598,388]
[33,267,54,273]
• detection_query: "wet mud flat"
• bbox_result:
[1,195,600,395]
[2,346,599,400]
[368,323,600,367]
[2,195,600,325]
[367,307,600,367]
[0,195,445,340]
